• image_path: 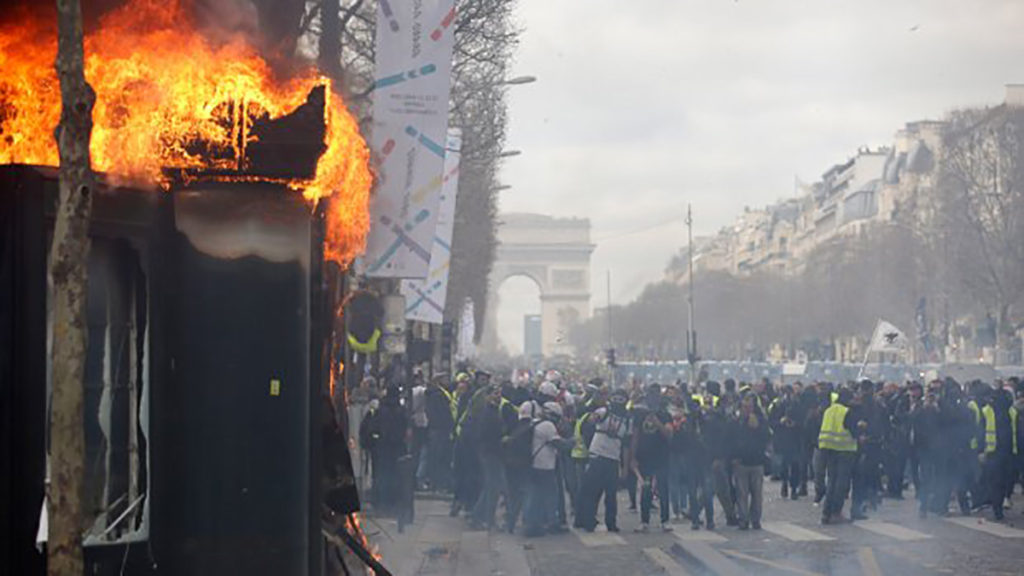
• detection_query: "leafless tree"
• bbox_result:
[49,0,96,574]
[573,224,929,363]
[935,106,1024,353]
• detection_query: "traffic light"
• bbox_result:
[605,347,616,367]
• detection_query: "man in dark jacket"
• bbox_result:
[911,381,944,517]
[706,390,738,526]
[979,388,1015,520]
[375,387,409,515]
[851,380,884,519]
[732,393,771,530]
[881,382,912,499]
[470,386,508,529]
[632,389,674,533]
[425,374,455,492]
[769,385,803,500]
[681,395,715,530]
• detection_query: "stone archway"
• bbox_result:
[482,213,594,357]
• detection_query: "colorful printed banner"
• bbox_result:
[363,0,456,278]
[401,129,460,323]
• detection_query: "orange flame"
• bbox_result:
[346,513,383,567]
[0,0,371,265]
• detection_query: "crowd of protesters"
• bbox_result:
[357,368,1024,536]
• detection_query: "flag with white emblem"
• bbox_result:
[868,319,910,354]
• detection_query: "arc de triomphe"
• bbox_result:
[482,213,594,357]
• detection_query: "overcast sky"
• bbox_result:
[492,0,1024,354]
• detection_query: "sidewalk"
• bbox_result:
[366,497,532,576]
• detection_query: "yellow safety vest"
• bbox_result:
[818,403,857,452]
[692,394,719,408]
[1011,406,1019,455]
[571,411,592,459]
[347,328,380,353]
[455,388,487,436]
[982,405,997,453]
[438,386,458,422]
[968,401,980,451]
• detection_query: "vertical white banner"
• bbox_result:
[364,0,456,278]
[401,128,460,323]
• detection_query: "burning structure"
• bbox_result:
[1,1,373,575]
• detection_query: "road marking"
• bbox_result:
[644,547,692,576]
[857,547,883,576]
[854,520,931,541]
[572,528,627,547]
[762,521,835,542]
[454,531,490,576]
[722,549,825,576]
[945,516,1024,538]
[673,528,728,543]
[674,541,745,576]
[491,534,532,576]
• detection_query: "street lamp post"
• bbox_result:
[686,204,696,387]
[502,75,537,86]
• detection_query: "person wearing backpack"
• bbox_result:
[504,402,541,533]
[575,389,633,533]
[523,402,570,537]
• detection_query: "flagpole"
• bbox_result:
[857,319,881,381]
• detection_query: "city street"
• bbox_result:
[369,483,1024,576]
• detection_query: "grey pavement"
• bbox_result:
[365,479,1024,576]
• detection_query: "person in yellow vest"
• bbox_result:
[424,372,455,492]
[570,387,606,507]
[449,372,481,517]
[809,382,832,505]
[819,388,859,525]
[1011,381,1024,505]
[978,387,1015,521]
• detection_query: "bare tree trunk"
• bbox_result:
[49,0,96,574]
[318,0,342,82]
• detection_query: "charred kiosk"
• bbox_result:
[1,86,361,576]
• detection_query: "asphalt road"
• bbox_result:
[367,480,1024,576]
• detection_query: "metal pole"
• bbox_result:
[686,204,695,387]
[607,269,615,387]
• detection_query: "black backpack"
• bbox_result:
[502,419,540,470]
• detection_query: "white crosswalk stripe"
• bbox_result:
[945,516,1024,538]
[643,547,692,576]
[673,528,728,543]
[853,520,932,541]
[572,528,627,547]
[761,521,835,541]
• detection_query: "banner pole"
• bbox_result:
[857,319,880,381]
